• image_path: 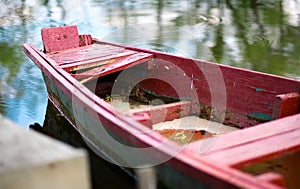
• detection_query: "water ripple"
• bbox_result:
[173,14,222,27]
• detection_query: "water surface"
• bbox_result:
[0,0,299,127]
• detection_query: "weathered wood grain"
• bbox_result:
[194,114,300,168]
[272,92,300,119]
[42,25,80,53]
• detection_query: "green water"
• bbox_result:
[0,0,299,127]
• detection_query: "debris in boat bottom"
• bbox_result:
[153,116,239,134]
[155,129,213,144]
[129,84,180,105]
[241,151,300,189]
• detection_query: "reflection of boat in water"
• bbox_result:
[23,25,300,188]
[30,100,135,189]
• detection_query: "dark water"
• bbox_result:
[1,0,300,126]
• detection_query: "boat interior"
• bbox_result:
[35,25,300,188]
[47,41,240,142]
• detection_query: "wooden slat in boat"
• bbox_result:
[50,44,137,69]
[129,100,192,127]
[54,45,134,63]
[72,51,153,82]
[188,114,300,168]
[272,92,300,119]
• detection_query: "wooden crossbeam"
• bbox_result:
[194,114,300,168]
[272,92,300,119]
[76,52,153,83]
[129,101,191,128]
[59,49,137,72]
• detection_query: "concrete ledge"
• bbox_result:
[0,114,91,189]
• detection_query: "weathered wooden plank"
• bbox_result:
[70,51,142,78]
[42,25,80,53]
[199,117,300,167]
[59,49,137,72]
[202,129,300,167]
[188,114,300,155]
[48,43,127,64]
[77,52,153,83]
[129,101,191,127]
[272,92,300,119]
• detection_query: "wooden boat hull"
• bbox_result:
[23,25,300,189]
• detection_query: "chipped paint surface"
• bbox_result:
[74,59,115,71]
[255,88,263,92]
[247,112,272,122]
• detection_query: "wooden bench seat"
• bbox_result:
[51,45,138,71]
[46,42,153,81]
[71,51,153,83]
[188,114,300,168]
[128,100,192,128]
[42,25,154,82]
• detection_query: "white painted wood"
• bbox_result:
[0,115,91,189]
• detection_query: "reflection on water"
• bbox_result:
[30,100,135,189]
[0,0,300,127]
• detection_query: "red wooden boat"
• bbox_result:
[23,25,300,189]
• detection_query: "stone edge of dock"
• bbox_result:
[0,114,91,189]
